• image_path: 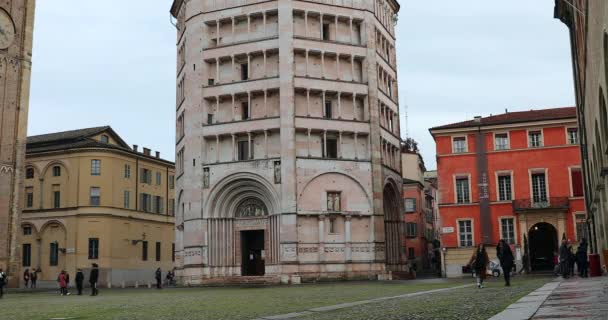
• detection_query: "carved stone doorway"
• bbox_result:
[241,230,265,276]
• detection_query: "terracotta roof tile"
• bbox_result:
[430,107,577,131]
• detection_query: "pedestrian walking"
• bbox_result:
[58,271,68,296]
[576,238,589,278]
[75,268,84,295]
[30,269,37,288]
[496,240,514,287]
[155,268,162,289]
[0,268,6,299]
[568,242,576,277]
[89,263,99,296]
[559,239,570,278]
[468,243,489,289]
[23,269,30,288]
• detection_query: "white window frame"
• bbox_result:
[451,136,468,154]
[493,132,510,151]
[527,128,544,148]
[495,170,514,202]
[498,216,517,245]
[457,218,474,248]
[565,126,579,145]
[528,168,550,205]
[453,174,472,204]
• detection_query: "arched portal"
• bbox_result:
[529,222,558,271]
[383,180,402,267]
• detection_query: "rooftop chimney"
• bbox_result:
[155,151,160,158]
[143,148,151,156]
[474,116,482,123]
[133,145,138,152]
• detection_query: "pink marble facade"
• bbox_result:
[171,0,405,283]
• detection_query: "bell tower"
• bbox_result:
[0,0,35,287]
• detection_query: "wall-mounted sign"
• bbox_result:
[442,227,455,234]
[66,248,76,254]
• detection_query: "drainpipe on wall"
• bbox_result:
[475,120,492,245]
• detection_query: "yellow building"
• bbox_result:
[19,126,175,287]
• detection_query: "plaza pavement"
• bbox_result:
[490,276,608,320]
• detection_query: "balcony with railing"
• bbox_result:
[512,197,570,212]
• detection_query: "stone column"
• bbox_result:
[216,97,220,122]
[263,11,267,37]
[320,13,324,38]
[350,18,354,44]
[345,216,352,261]
[336,53,340,80]
[216,20,220,45]
[305,50,309,77]
[264,130,268,158]
[247,14,251,40]
[323,130,327,157]
[231,94,235,121]
[215,135,220,163]
[247,53,252,79]
[338,131,343,158]
[352,94,357,120]
[304,11,308,38]
[335,16,338,41]
[354,132,358,160]
[216,58,220,83]
[247,91,252,119]
[231,17,235,43]
[263,50,267,78]
[322,91,326,118]
[247,132,252,160]
[231,134,236,161]
[321,51,325,78]
[319,214,325,261]
[306,89,310,117]
[351,56,356,82]
[264,90,268,117]
[231,55,235,82]
[337,92,342,119]
[307,129,312,157]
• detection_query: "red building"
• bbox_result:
[430,107,586,277]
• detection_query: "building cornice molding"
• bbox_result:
[430,118,578,136]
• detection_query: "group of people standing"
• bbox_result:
[558,238,589,278]
[468,240,515,289]
[57,263,99,296]
[22,268,39,288]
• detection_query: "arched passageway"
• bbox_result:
[529,222,558,271]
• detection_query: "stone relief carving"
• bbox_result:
[235,198,268,218]
[274,161,281,184]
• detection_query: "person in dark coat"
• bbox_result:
[75,269,84,295]
[576,238,589,278]
[0,268,6,299]
[497,239,514,286]
[468,243,489,289]
[89,263,99,296]
[30,269,38,288]
[559,239,570,278]
[23,269,30,288]
[568,242,576,277]
[155,268,162,289]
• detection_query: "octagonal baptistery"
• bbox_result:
[171,0,404,284]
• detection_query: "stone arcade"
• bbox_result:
[171,0,405,283]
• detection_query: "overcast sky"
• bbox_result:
[29,0,574,168]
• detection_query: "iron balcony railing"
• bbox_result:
[512,197,570,212]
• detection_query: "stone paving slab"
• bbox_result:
[491,276,608,320]
[255,284,473,320]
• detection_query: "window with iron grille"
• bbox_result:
[53,191,61,209]
[124,164,131,178]
[26,167,34,179]
[458,220,473,247]
[90,187,101,206]
[495,133,509,150]
[88,238,99,259]
[498,175,512,201]
[52,166,61,177]
[91,160,101,175]
[501,218,515,244]
[406,222,418,238]
[452,137,467,153]
[124,191,130,209]
[531,173,548,204]
[575,214,589,242]
[455,177,470,204]
[567,128,579,144]
[405,198,416,212]
[22,244,31,267]
[528,131,542,148]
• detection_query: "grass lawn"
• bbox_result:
[1,279,470,320]
[297,276,554,320]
